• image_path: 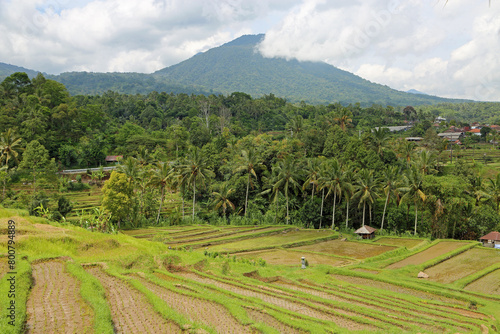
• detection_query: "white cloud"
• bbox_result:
[259,0,500,101]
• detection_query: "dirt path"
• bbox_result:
[26,260,94,334]
[178,272,377,332]
[386,241,469,269]
[136,276,253,333]
[86,266,181,334]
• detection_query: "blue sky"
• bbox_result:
[1,0,499,101]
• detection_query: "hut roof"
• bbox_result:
[354,226,376,234]
[480,231,500,241]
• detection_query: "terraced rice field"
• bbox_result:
[207,230,335,253]
[3,213,500,334]
[386,241,470,269]
[464,269,500,295]
[236,249,353,266]
[26,261,94,334]
[375,238,424,249]
[0,258,7,280]
[426,247,500,283]
[85,266,181,333]
[293,240,395,259]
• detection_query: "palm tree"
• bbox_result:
[117,156,140,187]
[235,147,264,216]
[380,166,402,231]
[488,173,500,213]
[212,183,236,223]
[353,169,379,227]
[289,115,304,137]
[371,127,390,155]
[400,167,427,235]
[150,161,173,224]
[273,156,301,224]
[302,157,322,200]
[0,129,22,166]
[396,139,416,168]
[319,159,343,229]
[260,167,281,224]
[333,108,353,131]
[177,148,214,221]
[341,166,354,229]
[413,149,438,175]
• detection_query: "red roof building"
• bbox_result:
[479,231,500,248]
[105,155,123,163]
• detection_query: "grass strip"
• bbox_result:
[0,258,31,334]
[421,242,480,270]
[158,269,332,333]
[65,261,114,334]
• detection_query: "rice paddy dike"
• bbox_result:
[1,207,500,333]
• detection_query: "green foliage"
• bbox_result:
[101,171,134,226]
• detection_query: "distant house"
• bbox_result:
[354,226,376,239]
[405,137,423,142]
[105,155,123,163]
[438,131,464,142]
[373,125,412,132]
[435,116,446,122]
[468,128,481,136]
[479,231,500,248]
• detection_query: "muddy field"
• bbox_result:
[236,249,353,266]
[375,238,424,249]
[386,241,469,269]
[464,269,500,295]
[293,240,395,259]
[426,248,500,284]
[86,266,181,334]
[26,261,94,334]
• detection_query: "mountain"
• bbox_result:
[1,34,469,106]
[0,63,42,80]
[153,34,467,106]
[407,89,428,95]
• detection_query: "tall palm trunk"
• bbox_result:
[345,199,350,228]
[381,191,389,231]
[192,178,196,221]
[245,173,250,216]
[414,201,418,235]
[311,184,315,200]
[286,192,289,224]
[156,186,164,224]
[362,202,366,227]
[331,192,337,229]
[319,189,325,229]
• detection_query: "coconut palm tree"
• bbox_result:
[319,159,343,229]
[177,148,214,221]
[0,129,22,166]
[117,156,140,187]
[235,147,265,216]
[273,156,301,224]
[371,127,390,156]
[302,157,322,200]
[353,169,379,227]
[488,173,500,213]
[333,108,353,132]
[212,183,236,223]
[150,161,173,224]
[380,166,402,231]
[341,166,354,229]
[413,149,438,175]
[400,167,427,235]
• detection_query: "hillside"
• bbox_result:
[153,34,467,106]
[1,34,471,105]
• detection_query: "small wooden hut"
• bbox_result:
[354,226,376,239]
[479,231,500,248]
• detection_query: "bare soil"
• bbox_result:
[244,307,308,334]
[236,249,352,266]
[375,238,423,249]
[426,248,500,284]
[177,272,377,332]
[136,276,253,333]
[26,260,94,334]
[465,269,500,296]
[331,274,467,306]
[386,241,469,269]
[293,240,395,259]
[86,266,181,333]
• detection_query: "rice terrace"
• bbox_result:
[1,209,500,333]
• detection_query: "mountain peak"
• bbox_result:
[221,34,265,47]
